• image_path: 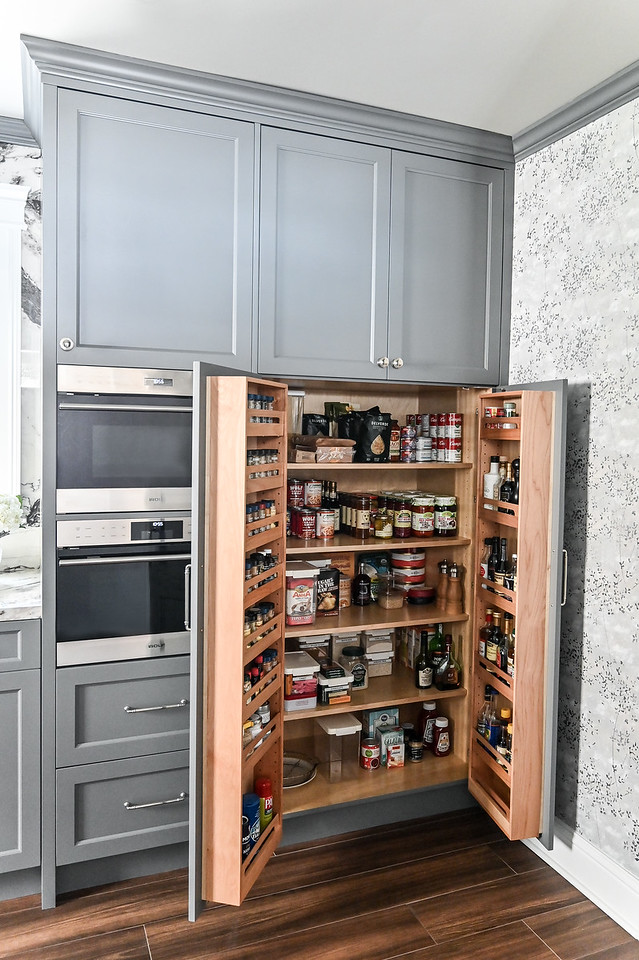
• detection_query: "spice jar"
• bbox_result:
[433,717,451,757]
[411,496,435,537]
[339,646,368,689]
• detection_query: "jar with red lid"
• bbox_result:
[411,496,435,537]
[393,496,413,538]
[433,717,451,757]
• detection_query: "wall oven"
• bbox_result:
[56,516,192,666]
[57,365,193,514]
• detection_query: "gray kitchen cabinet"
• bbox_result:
[56,90,255,370]
[56,657,190,766]
[258,127,392,380]
[388,152,505,384]
[0,621,40,875]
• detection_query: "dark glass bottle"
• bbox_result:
[434,634,461,690]
[428,622,445,674]
[478,609,494,659]
[352,560,372,606]
[493,538,509,587]
[477,685,493,737]
[499,613,513,671]
[486,610,503,663]
[499,462,515,514]
[487,537,500,582]
[511,458,520,505]
[414,631,434,689]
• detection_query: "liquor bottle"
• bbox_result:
[479,537,492,580]
[352,560,372,606]
[329,481,341,532]
[428,622,446,674]
[498,462,515,514]
[486,611,503,663]
[505,554,517,592]
[499,613,513,671]
[478,609,494,658]
[487,700,500,746]
[483,455,501,509]
[414,631,434,689]
[477,685,493,737]
[498,457,507,497]
[507,618,515,676]
[496,708,512,757]
[487,537,500,582]
[434,634,461,690]
[511,458,520,505]
[493,538,509,588]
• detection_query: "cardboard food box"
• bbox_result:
[377,725,404,767]
[362,707,400,739]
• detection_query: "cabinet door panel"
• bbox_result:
[389,153,504,384]
[259,128,390,379]
[57,91,254,369]
[0,670,40,873]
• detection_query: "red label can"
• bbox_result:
[287,478,304,507]
[360,739,381,770]
[444,437,462,462]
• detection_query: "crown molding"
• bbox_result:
[0,116,38,147]
[21,34,514,166]
[513,57,639,160]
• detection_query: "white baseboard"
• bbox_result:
[524,819,639,941]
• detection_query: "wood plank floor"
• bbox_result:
[1,809,637,960]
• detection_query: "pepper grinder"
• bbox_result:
[445,562,464,615]
[436,558,449,610]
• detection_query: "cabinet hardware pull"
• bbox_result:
[59,554,191,566]
[561,548,568,607]
[58,402,193,413]
[376,357,389,368]
[59,337,75,351]
[391,357,404,369]
[124,791,187,811]
[124,699,189,714]
[184,563,192,630]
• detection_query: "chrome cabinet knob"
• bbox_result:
[392,357,404,369]
[376,357,389,368]
[59,337,75,351]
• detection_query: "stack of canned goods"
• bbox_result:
[398,413,463,463]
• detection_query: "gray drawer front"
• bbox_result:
[56,751,189,864]
[56,657,190,765]
[0,620,40,672]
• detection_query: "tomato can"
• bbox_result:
[360,738,381,770]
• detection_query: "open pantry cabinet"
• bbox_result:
[189,371,566,920]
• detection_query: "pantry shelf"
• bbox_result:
[287,462,473,472]
[285,605,468,640]
[283,666,467,721]
[286,533,471,554]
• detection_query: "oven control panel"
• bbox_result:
[57,517,192,547]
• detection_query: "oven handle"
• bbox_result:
[58,402,192,413]
[184,563,192,631]
[58,554,191,566]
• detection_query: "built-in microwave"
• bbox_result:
[56,365,193,514]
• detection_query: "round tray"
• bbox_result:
[283,752,317,789]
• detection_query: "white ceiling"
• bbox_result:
[3,0,639,136]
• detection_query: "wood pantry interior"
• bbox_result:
[197,375,558,907]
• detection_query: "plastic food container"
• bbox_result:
[284,651,320,711]
[285,561,319,626]
[314,713,362,781]
[317,672,354,706]
[364,652,394,677]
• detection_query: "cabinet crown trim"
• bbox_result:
[20,34,514,166]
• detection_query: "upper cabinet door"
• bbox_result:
[258,128,391,380]
[388,153,505,385]
[56,91,255,370]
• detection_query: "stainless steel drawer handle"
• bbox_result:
[59,554,191,566]
[58,402,193,413]
[561,548,568,607]
[184,563,192,630]
[124,791,187,811]
[124,698,189,714]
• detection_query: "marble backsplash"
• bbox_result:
[0,140,42,593]
[510,97,639,876]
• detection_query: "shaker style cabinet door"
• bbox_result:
[258,127,391,380]
[56,90,255,370]
[0,669,40,873]
[388,152,505,384]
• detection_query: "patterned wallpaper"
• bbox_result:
[510,99,639,876]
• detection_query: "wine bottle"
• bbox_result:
[428,623,446,674]
[414,631,433,689]
[486,611,503,663]
[493,538,509,587]
[487,537,500,582]
[434,634,461,690]
[351,560,371,606]
[498,462,515,514]
[511,458,520,505]
[499,613,513,671]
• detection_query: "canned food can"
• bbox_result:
[437,436,447,461]
[429,414,439,439]
[443,437,462,462]
[287,477,304,507]
[360,738,381,770]
[407,739,424,762]
[299,508,317,539]
[316,508,335,539]
[304,480,322,508]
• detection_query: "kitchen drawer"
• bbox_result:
[56,657,190,766]
[56,750,189,864]
[0,619,40,672]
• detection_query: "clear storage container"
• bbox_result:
[314,713,362,781]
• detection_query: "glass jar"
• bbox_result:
[374,508,393,539]
[393,495,413,538]
[339,645,368,689]
[411,496,435,537]
[353,495,371,540]
[434,496,457,537]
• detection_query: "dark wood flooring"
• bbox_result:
[2,809,637,960]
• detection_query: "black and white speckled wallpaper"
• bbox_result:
[510,99,639,876]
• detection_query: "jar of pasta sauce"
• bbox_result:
[411,496,435,537]
[434,496,457,537]
[393,496,413,538]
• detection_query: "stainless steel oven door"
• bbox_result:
[56,541,191,666]
[56,366,193,514]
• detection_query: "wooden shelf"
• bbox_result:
[477,579,516,614]
[286,533,471,554]
[287,461,473,472]
[283,749,468,814]
[283,666,468,721]
[479,499,519,528]
[285,604,468,639]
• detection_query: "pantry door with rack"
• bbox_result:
[189,365,287,919]
[468,380,566,849]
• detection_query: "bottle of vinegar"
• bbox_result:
[414,631,433,690]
